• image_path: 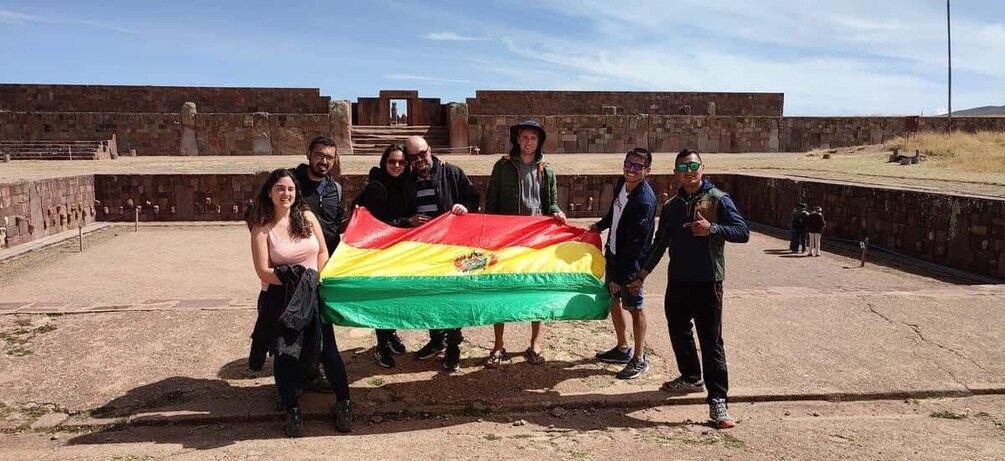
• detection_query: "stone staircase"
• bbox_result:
[0,137,117,160]
[350,125,450,155]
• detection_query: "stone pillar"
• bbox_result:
[180,102,199,156]
[708,101,716,116]
[768,118,780,152]
[252,112,273,154]
[329,100,353,155]
[447,102,469,152]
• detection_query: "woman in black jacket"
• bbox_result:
[354,144,415,368]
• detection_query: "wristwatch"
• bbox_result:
[709,223,720,234]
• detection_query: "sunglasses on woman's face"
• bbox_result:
[386,160,407,167]
[623,160,648,171]
[675,161,702,173]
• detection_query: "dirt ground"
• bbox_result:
[0,223,1002,459]
[1,149,1002,197]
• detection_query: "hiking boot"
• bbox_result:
[333,400,354,433]
[595,345,633,364]
[283,407,304,437]
[442,345,461,372]
[387,332,407,355]
[415,339,446,360]
[709,398,735,429]
[375,345,396,368]
[615,356,649,380]
[660,376,705,394]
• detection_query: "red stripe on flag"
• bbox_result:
[344,207,602,250]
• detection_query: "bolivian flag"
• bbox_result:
[319,208,609,329]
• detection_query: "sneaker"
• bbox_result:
[442,345,461,372]
[709,398,735,429]
[333,400,354,433]
[595,345,633,364]
[660,376,705,394]
[415,339,446,360]
[283,407,304,437]
[375,345,396,368]
[387,332,406,355]
[615,356,649,380]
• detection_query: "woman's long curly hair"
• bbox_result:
[246,168,313,239]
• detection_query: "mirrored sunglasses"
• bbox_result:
[675,161,701,173]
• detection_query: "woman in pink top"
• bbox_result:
[247,168,352,436]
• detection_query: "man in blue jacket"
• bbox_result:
[590,148,657,380]
[631,149,749,429]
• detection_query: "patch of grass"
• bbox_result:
[930,410,967,420]
[509,434,533,439]
[13,318,31,327]
[884,130,1005,174]
[111,456,152,461]
[722,433,747,449]
[142,391,190,409]
[483,434,502,441]
[367,377,385,387]
[6,345,33,356]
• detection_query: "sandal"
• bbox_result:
[484,349,507,369]
[523,348,546,365]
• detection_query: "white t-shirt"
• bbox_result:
[608,184,629,255]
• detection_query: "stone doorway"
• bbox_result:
[389,99,409,126]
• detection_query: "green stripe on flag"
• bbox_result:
[320,273,610,329]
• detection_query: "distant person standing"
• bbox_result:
[631,149,749,429]
[806,206,826,257]
[789,202,808,253]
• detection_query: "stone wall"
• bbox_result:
[0,112,339,155]
[711,175,1004,278]
[467,91,784,117]
[470,115,1005,154]
[0,176,95,249]
[3,172,1001,278]
[0,84,330,113]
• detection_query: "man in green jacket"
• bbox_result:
[483,120,566,368]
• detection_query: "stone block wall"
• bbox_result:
[0,176,95,249]
[0,84,331,113]
[470,115,1005,154]
[467,91,784,116]
[2,172,1001,278]
[0,112,339,155]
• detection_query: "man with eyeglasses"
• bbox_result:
[590,148,657,380]
[403,135,480,372]
[293,135,344,255]
[630,148,749,429]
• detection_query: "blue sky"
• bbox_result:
[2,0,1002,116]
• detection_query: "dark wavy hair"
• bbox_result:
[246,168,313,239]
[380,143,410,176]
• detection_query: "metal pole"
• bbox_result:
[78,225,83,252]
[135,206,140,232]
[947,0,952,134]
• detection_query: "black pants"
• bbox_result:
[428,328,463,347]
[376,329,397,346]
[275,322,351,410]
[665,281,728,403]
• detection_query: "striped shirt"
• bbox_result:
[415,178,441,216]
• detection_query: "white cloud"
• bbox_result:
[0,7,135,33]
[423,32,486,41]
[387,74,476,85]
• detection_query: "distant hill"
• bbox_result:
[951,105,1005,116]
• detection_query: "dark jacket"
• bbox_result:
[404,156,480,216]
[249,265,321,372]
[293,164,343,255]
[790,207,809,231]
[807,212,826,233]
[593,178,657,284]
[643,179,749,282]
[355,166,414,227]
[486,120,559,215]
